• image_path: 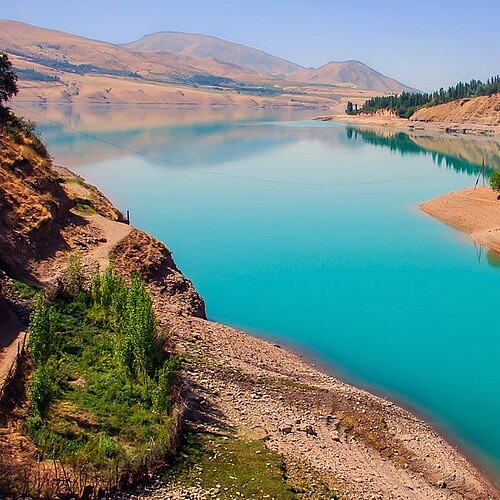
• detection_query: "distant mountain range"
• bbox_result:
[124,31,411,92]
[124,32,302,78]
[0,20,414,105]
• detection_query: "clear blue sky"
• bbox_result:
[1,0,499,91]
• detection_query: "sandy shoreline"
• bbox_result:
[421,186,500,255]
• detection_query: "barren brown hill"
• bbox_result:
[0,20,263,84]
[125,31,302,77]
[0,21,371,106]
[0,19,414,105]
[290,60,412,92]
[412,94,500,127]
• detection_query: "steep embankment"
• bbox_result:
[0,131,72,276]
[411,94,500,127]
[0,127,498,498]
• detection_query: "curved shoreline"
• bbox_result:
[100,201,499,497]
[314,113,500,137]
[159,311,499,498]
[232,322,500,488]
[420,186,500,255]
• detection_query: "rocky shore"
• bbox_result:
[315,113,500,137]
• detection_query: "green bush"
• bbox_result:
[490,171,500,191]
[91,267,161,382]
[123,275,160,382]
[96,434,120,459]
[64,253,84,296]
[27,295,54,365]
[153,356,181,413]
[29,365,56,417]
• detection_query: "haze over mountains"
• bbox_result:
[0,20,413,106]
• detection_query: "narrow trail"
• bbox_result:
[0,299,25,396]
[83,214,132,271]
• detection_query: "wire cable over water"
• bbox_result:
[14,102,448,187]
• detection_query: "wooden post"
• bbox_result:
[126,210,130,225]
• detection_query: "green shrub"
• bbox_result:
[153,356,181,413]
[92,267,161,382]
[29,365,56,417]
[27,295,54,365]
[490,171,500,191]
[96,434,120,459]
[64,253,84,295]
[122,275,160,382]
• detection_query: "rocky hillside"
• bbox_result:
[411,93,500,126]
[0,123,204,315]
[0,128,72,277]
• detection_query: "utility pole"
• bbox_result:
[474,158,486,189]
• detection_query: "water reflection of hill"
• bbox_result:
[14,104,499,177]
[346,127,500,175]
[36,121,295,168]
[14,104,347,168]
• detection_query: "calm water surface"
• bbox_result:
[16,104,500,478]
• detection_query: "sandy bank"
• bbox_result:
[421,187,500,254]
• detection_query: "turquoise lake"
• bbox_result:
[16,104,500,479]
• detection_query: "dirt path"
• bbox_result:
[421,187,500,254]
[83,214,132,271]
[0,299,25,396]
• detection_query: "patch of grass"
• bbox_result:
[11,279,40,302]
[25,290,177,472]
[74,202,97,215]
[164,433,337,499]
